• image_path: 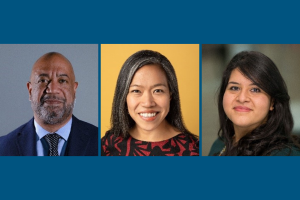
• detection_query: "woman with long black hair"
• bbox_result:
[102,50,199,156]
[209,51,300,156]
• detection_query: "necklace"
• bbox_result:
[219,146,226,156]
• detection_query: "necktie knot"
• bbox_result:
[44,133,61,156]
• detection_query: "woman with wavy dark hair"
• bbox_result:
[101,50,199,156]
[209,51,300,156]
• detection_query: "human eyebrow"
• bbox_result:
[57,74,69,78]
[228,81,259,87]
[249,83,258,86]
[228,81,239,85]
[129,84,142,87]
[152,83,168,88]
[38,73,49,78]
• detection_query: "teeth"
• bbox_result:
[139,113,157,118]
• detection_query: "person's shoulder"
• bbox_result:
[182,132,199,146]
[101,130,118,142]
[270,146,300,156]
[101,130,125,156]
[69,116,98,156]
[0,119,34,155]
[0,119,33,142]
[72,115,98,134]
[208,137,225,156]
[185,132,199,142]
[181,133,199,156]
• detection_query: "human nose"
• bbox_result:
[236,89,249,102]
[45,80,60,93]
[141,92,155,107]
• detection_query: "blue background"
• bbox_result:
[1,1,299,200]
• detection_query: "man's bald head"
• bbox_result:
[30,52,76,83]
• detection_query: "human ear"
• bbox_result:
[270,99,274,111]
[27,81,32,101]
[73,81,79,97]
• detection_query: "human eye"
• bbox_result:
[58,79,67,84]
[250,87,261,93]
[38,79,49,84]
[130,89,141,93]
[228,86,239,91]
[154,89,164,93]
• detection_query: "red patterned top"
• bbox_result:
[101,131,199,156]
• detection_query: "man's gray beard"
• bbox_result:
[31,100,74,125]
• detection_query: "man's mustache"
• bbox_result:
[40,95,66,104]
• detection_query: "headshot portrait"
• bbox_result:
[0,44,98,156]
[101,44,199,156]
[202,44,300,156]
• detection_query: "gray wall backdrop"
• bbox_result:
[0,44,98,136]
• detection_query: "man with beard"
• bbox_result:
[0,52,98,156]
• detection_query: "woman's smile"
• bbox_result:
[233,106,252,112]
[138,112,159,121]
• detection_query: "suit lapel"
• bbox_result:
[16,118,37,156]
[64,116,91,156]
[13,116,92,156]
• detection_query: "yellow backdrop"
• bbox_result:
[101,44,199,137]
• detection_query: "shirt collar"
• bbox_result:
[34,118,72,141]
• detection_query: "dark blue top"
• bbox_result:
[208,137,300,156]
